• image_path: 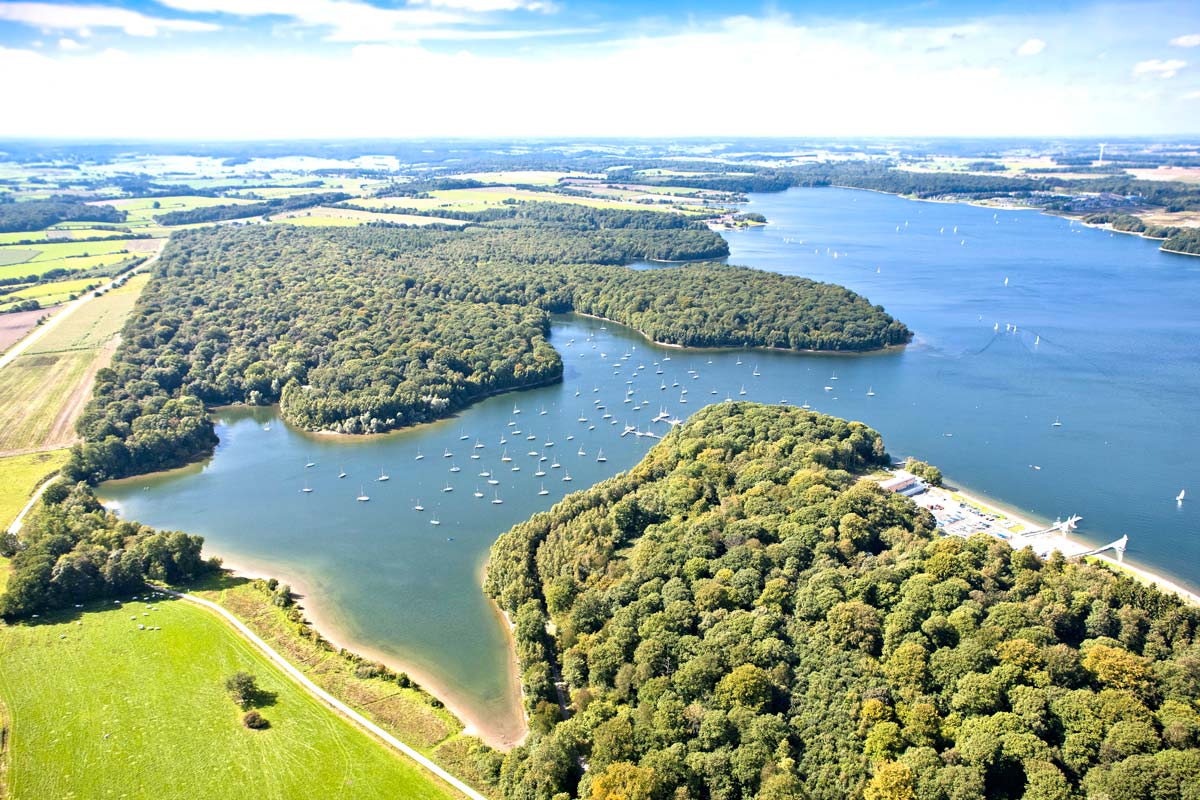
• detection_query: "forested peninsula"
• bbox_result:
[66,206,909,482]
[486,402,1200,800]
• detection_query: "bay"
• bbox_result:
[100,187,1200,743]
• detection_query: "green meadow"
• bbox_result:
[0,598,459,800]
[0,449,69,530]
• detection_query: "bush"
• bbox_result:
[225,671,258,708]
[242,710,269,729]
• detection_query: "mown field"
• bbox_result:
[272,207,466,228]
[0,598,459,800]
[355,186,703,214]
[0,274,149,453]
[0,251,139,281]
[0,449,69,530]
[0,277,105,313]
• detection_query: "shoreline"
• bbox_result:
[568,310,909,357]
[206,554,528,751]
[905,475,1200,607]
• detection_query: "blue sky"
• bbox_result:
[0,0,1197,138]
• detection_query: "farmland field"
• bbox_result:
[354,186,697,214]
[0,598,458,800]
[0,251,139,281]
[0,274,150,453]
[272,207,466,227]
[0,277,105,313]
[0,449,69,530]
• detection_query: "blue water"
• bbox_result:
[100,187,1200,741]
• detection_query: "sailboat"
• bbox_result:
[305,461,315,468]
[443,483,454,493]
[474,439,484,449]
[356,486,370,502]
[430,515,440,526]
[338,467,347,478]
[443,448,452,458]
[539,405,548,416]
[1052,417,1063,427]
[596,449,606,463]
[378,469,390,482]
[539,483,549,496]
[1177,489,1186,503]
[474,486,484,498]
[501,449,511,462]
[739,385,746,395]
[492,492,504,505]
[414,499,425,511]
[459,431,469,441]
[1004,277,1009,287]
[449,462,461,473]
[752,365,760,377]
[301,483,313,494]
[562,471,572,482]
[866,386,875,397]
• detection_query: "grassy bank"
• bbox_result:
[188,572,501,795]
[0,594,461,799]
[0,449,69,529]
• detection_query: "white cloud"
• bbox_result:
[1016,38,1045,56]
[1133,58,1186,78]
[1169,33,1200,47]
[0,2,219,36]
[0,14,1189,138]
[57,37,84,50]
[409,0,553,11]
[1185,90,1200,100]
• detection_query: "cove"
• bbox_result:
[100,186,1200,745]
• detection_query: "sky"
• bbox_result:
[0,0,1197,139]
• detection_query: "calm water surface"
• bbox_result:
[101,187,1200,739]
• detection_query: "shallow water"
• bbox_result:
[101,187,1200,740]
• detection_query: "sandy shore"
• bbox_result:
[212,554,528,750]
[910,479,1200,607]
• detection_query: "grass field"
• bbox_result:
[357,186,688,214]
[454,170,590,186]
[272,207,466,228]
[0,229,137,245]
[0,251,138,282]
[0,449,69,530]
[0,598,458,800]
[0,274,150,453]
[0,277,105,312]
[192,574,498,792]
[0,239,137,263]
[0,555,9,594]
[25,273,148,354]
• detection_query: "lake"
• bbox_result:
[100,187,1200,744]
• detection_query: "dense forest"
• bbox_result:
[0,481,212,619]
[151,191,350,225]
[485,402,1200,800]
[0,198,126,232]
[67,209,908,481]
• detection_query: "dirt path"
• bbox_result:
[43,338,117,448]
[164,589,487,800]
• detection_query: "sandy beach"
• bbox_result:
[210,554,528,751]
[907,478,1200,607]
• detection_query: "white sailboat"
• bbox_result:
[378,469,390,482]
[1178,489,1186,503]
[338,468,347,478]
[1052,417,1063,427]
[301,483,313,494]
[443,483,453,493]
[562,471,572,482]
[474,486,484,498]
[414,499,425,511]
[356,486,370,502]
[596,449,607,463]
[866,386,875,397]
[539,483,549,496]
[492,492,503,505]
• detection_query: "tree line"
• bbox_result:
[0,481,213,619]
[0,198,126,232]
[484,402,1200,800]
[66,209,908,481]
[152,192,351,225]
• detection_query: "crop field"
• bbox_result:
[0,274,149,453]
[357,186,687,214]
[272,207,466,228]
[0,307,57,354]
[2,238,136,262]
[454,170,593,186]
[0,449,69,530]
[0,228,136,244]
[0,251,139,282]
[0,277,105,312]
[0,598,458,800]
[25,273,148,354]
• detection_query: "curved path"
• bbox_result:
[161,588,487,800]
